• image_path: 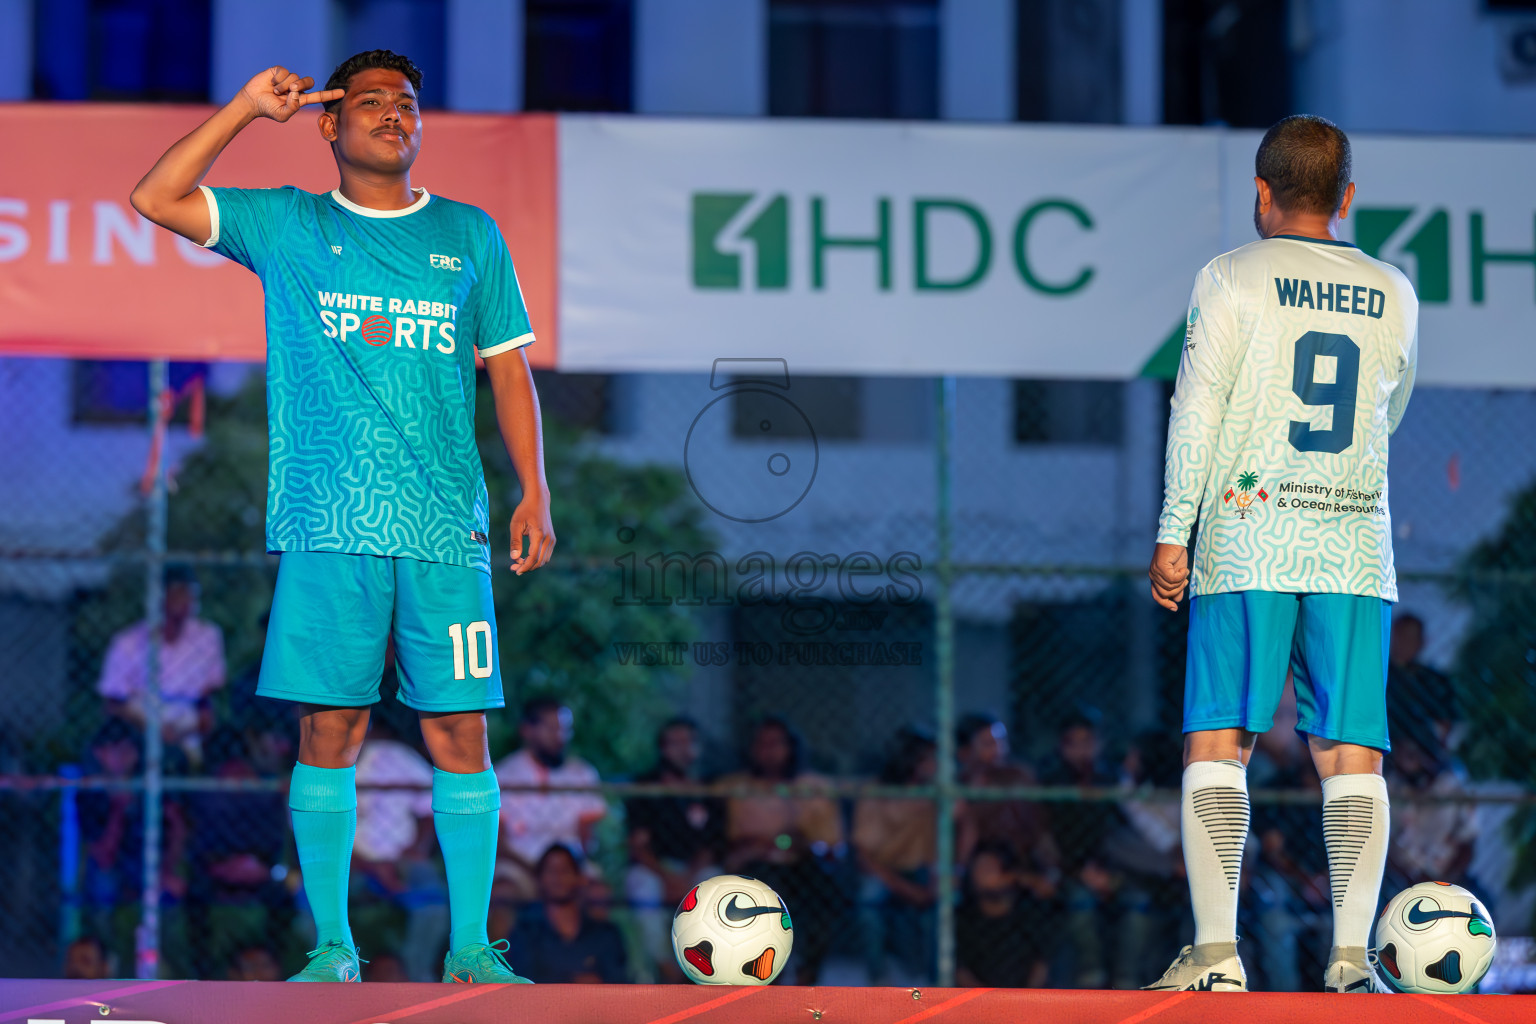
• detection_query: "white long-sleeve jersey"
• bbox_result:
[1157,234,1418,599]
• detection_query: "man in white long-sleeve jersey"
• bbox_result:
[1146,115,1417,994]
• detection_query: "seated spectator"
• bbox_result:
[955,842,1048,988]
[853,726,937,985]
[1036,712,1126,988]
[78,719,189,977]
[506,844,629,983]
[351,715,448,983]
[1105,730,1194,989]
[495,698,607,905]
[227,944,282,981]
[625,716,725,982]
[241,698,298,777]
[954,713,1056,884]
[719,716,845,986]
[1389,614,1460,753]
[186,726,294,979]
[96,565,226,769]
[62,936,112,980]
[1387,724,1477,892]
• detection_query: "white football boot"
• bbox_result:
[1143,943,1248,992]
[1324,946,1394,993]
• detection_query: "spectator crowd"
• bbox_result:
[62,591,1492,989]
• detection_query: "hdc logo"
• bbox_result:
[1355,206,1536,305]
[691,191,1096,295]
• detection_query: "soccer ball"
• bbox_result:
[671,874,794,985]
[1374,882,1497,993]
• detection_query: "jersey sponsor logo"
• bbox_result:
[315,290,459,354]
[331,245,343,255]
[360,314,393,346]
[1223,471,1269,520]
[430,253,463,271]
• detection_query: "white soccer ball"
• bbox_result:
[671,874,794,985]
[1374,882,1497,993]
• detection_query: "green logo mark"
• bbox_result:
[692,193,789,290]
[1355,207,1450,303]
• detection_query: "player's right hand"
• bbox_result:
[1148,542,1189,611]
[239,67,344,123]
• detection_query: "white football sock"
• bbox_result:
[1182,759,1250,946]
[1321,772,1390,950]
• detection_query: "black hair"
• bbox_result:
[880,725,936,784]
[90,717,143,750]
[1255,115,1352,216]
[955,712,1001,749]
[656,715,700,747]
[536,842,583,875]
[749,714,805,778]
[1058,708,1101,736]
[964,839,1019,898]
[1393,612,1425,633]
[521,695,566,725]
[163,563,198,588]
[323,49,423,113]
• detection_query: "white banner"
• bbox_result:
[558,117,1536,386]
[558,117,1220,377]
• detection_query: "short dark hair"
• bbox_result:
[656,715,700,747]
[521,695,565,725]
[749,714,805,778]
[163,563,198,588]
[1255,115,1352,217]
[955,712,1000,749]
[879,725,936,785]
[323,49,423,113]
[536,841,583,876]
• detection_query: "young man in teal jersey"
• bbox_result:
[132,51,555,983]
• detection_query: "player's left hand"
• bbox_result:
[1148,542,1189,610]
[509,493,555,575]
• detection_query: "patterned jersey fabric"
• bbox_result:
[201,185,535,574]
[1157,234,1418,599]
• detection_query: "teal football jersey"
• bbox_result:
[201,185,535,574]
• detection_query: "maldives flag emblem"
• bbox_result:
[1257,488,1269,502]
[1224,488,1235,503]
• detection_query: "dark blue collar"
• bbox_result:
[1271,233,1357,249]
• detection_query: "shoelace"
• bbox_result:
[304,941,368,966]
[479,939,515,971]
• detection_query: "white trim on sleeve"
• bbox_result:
[197,185,220,248]
[477,332,536,358]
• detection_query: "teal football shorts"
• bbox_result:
[257,550,504,712]
[1184,589,1392,751]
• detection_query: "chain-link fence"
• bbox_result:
[4,359,1536,991]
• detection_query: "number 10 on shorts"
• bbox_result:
[448,621,494,679]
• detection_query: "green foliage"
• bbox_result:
[1453,485,1536,785]
[1452,483,1536,917]
[476,377,714,775]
